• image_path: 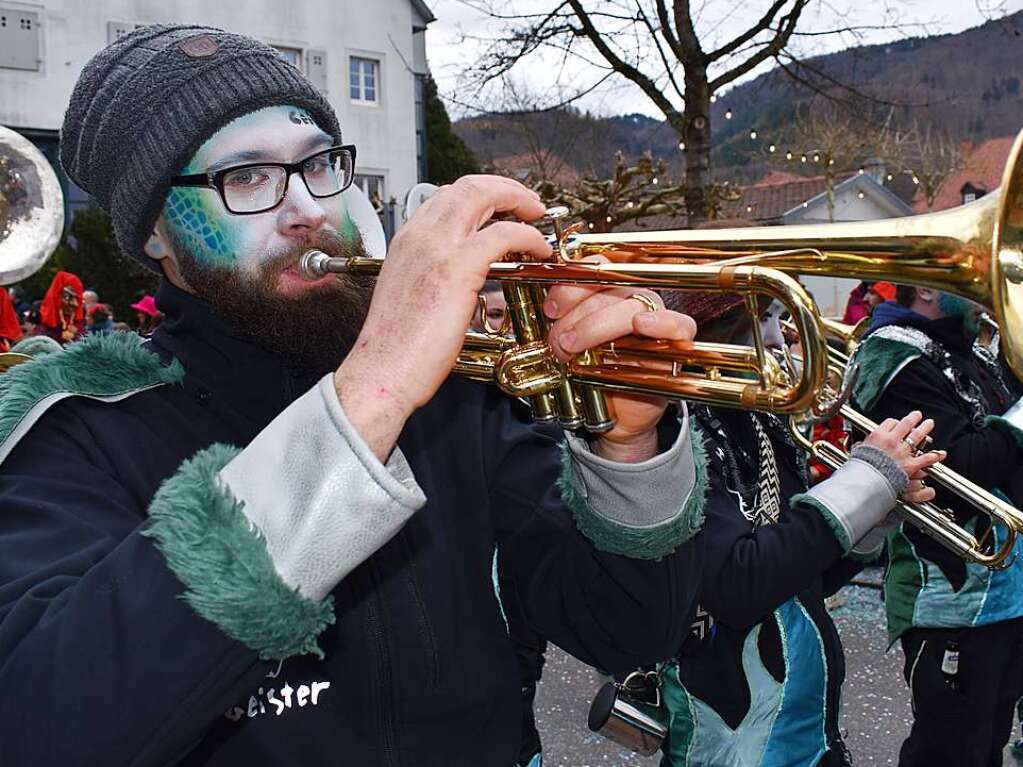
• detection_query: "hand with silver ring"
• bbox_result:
[542,259,697,461]
[862,410,945,504]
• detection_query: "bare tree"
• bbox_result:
[525,151,738,233]
[882,121,964,211]
[458,1,924,224]
[765,99,894,221]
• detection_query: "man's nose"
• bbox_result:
[279,174,327,233]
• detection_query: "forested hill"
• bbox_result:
[453,10,1023,179]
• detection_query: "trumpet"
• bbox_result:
[782,318,1023,569]
[304,126,1023,436]
[300,213,833,432]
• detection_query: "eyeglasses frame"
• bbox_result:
[169,144,358,215]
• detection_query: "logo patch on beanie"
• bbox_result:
[178,35,220,58]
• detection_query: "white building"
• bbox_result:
[0,0,434,231]
[783,172,914,316]
[721,168,914,317]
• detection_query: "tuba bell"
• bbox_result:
[0,124,64,286]
[0,125,65,371]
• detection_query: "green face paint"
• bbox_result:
[160,105,350,277]
[163,186,238,268]
[939,293,982,335]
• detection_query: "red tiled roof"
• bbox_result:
[914,136,1015,212]
[614,172,851,231]
[756,170,806,186]
[721,173,856,222]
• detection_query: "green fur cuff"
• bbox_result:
[144,443,335,660]
[557,428,708,560]
[851,336,922,411]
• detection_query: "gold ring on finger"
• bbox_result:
[629,293,659,314]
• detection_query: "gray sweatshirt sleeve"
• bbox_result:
[559,404,707,559]
[794,445,907,552]
[218,373,426,600]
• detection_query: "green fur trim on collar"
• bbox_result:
[984,415,1023,449]
[0,332,183,455]
[852,336,923,411]
[556,428,708,560]
[144,443,335,660]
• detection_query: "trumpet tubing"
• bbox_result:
[300,249,832,430]
[787,318,1023,569]
[566,127,1023,380]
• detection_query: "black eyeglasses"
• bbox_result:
[170,144,357,214]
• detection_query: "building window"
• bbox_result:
[354,174,385,207]
[963,192,976,204]
[273,46,302,69]
[349,56,379,103]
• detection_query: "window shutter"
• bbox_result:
[307,48,327,94]
[0,9,40,71]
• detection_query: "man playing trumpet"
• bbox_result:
[0,25,706,766]
[651,293,942,767]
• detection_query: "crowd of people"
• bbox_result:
[0,25,1021,767]
[0,271,163,355]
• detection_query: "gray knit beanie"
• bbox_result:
[59,24,342,272]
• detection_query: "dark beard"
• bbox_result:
[175,229,376,374]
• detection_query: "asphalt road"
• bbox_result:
[531,569,1022,765]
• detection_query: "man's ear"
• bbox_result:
[916,288,938,303]
[145,220,192,292]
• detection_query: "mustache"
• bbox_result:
[261,228,361,279]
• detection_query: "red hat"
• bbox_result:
[0,289,23,343]
[870,281,896,301]
[39,271,84,329]
[131,295,158,317]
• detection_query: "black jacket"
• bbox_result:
[668,408,859,763]
[858,313,1023,588]
[854,310,1023,640]
[0,282,701,766]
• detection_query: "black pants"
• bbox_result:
[898,617,1023,767]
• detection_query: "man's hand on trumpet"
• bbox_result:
[859,410,945,505]
[335,175,695,463]
[544,261,697,463]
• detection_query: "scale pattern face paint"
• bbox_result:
[163,186,236,268]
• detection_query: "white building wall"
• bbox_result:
[0,0,425,212]
[785,184,906,318]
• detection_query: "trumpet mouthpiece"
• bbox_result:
[299,249,332,280]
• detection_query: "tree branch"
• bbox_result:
[566,0,685,125]
[674,0,705,62]
[709,0,809,91]
[654,0,689,64]
[636,4,686,102]
[707,0,788,62]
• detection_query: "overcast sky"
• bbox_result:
[425,0,1023,118]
